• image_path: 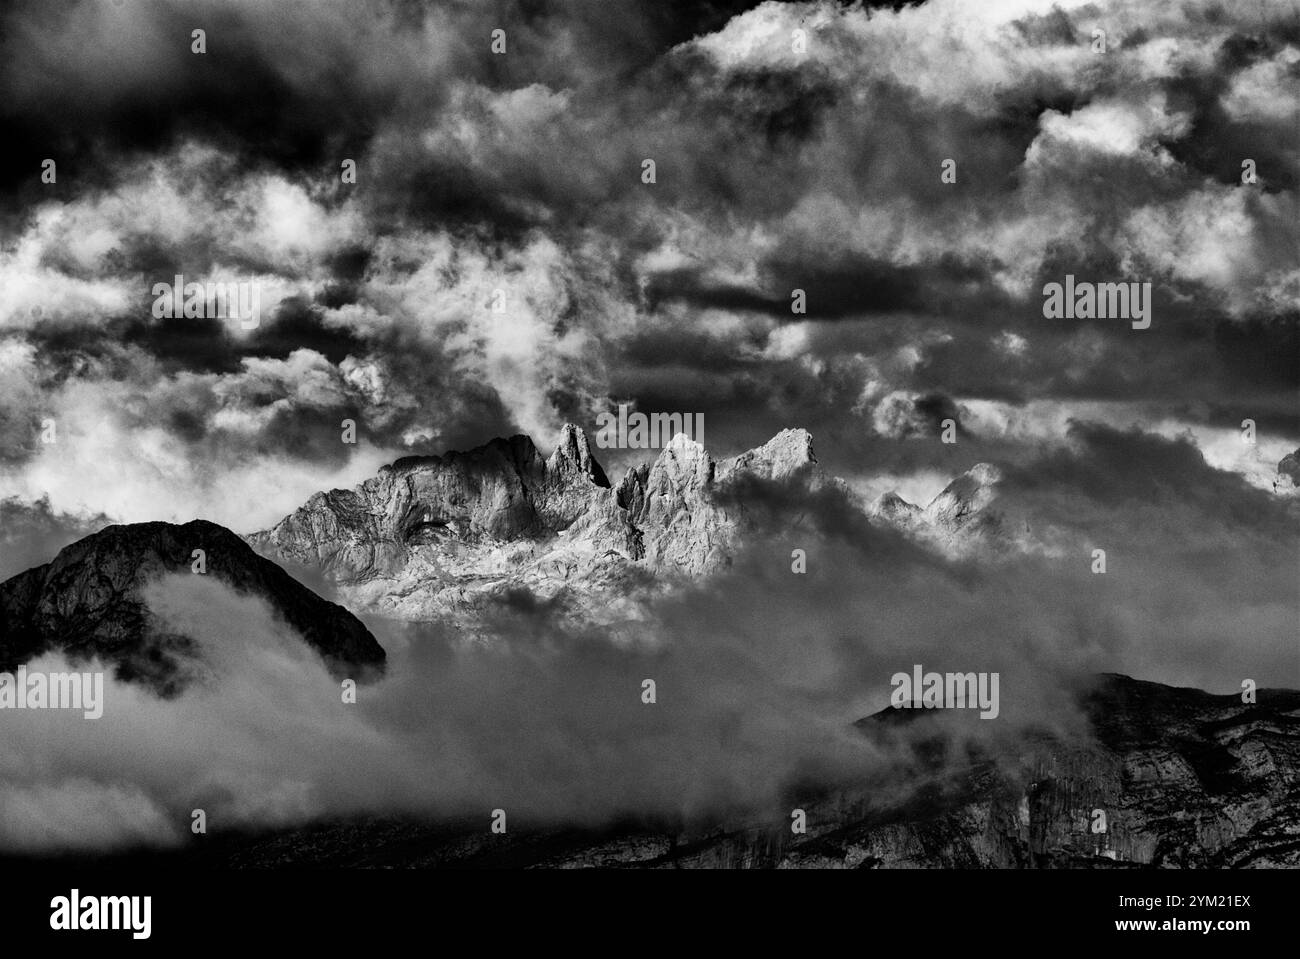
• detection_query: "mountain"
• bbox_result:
[821,673,1300,869]
[1279,447,1300,487]
[249,424,1003,626]
[0,520,385,694]
[0,425,1011,685]
[864,462,1010,554]
[52,673,1298,868]
[637,673,1300,868]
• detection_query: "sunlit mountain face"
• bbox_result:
[0,0,1296,872]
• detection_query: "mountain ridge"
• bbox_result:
[247,424,1005,627]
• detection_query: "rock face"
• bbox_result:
[798,673,1300,869]
[0,520,385,694]
[915,463,1007,554]
[547,675,1297,869]
[249,424,999,625]
[870,491,923,524]
[1278,447,1300,486]
[248,427,643,625]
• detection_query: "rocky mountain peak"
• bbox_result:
[644,433,713,495]
[546,423,609,489]
[716,427,817,483]
[925,463,1002,527]
[871,490,922,520]
[247,427,1006,624]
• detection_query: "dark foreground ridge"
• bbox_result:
[0,519,385,694]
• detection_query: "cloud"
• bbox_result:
[0,496,110,580]
[0,351,399,531]
[0,527,1094,851]
[0,0,1293,497]
[0,0,1297,851]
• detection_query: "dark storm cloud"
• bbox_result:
[1002,421,1300,540]
[643,254,1005,319]
[1214,313,1300,392]
[0,0,1294,534]
[243,297,368,366]
[111,299,371,378]
[643,269,787,316]
[1162,27,1300,192]
[0,1,393,212]
[997,424,1300,688]
[0,0,774,217]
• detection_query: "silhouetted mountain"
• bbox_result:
[0,519,385,694]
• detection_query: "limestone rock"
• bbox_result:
[248,425,1003,626]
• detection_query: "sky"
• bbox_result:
[0,0,1297,850]
[0,0,1296,531]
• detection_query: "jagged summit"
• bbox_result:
[547,423,610,488]
[859,463,1005,553]
[871,490,922,520]
[247,425,1004,625]
[925,463,1002,528]
[716,427,816,483]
